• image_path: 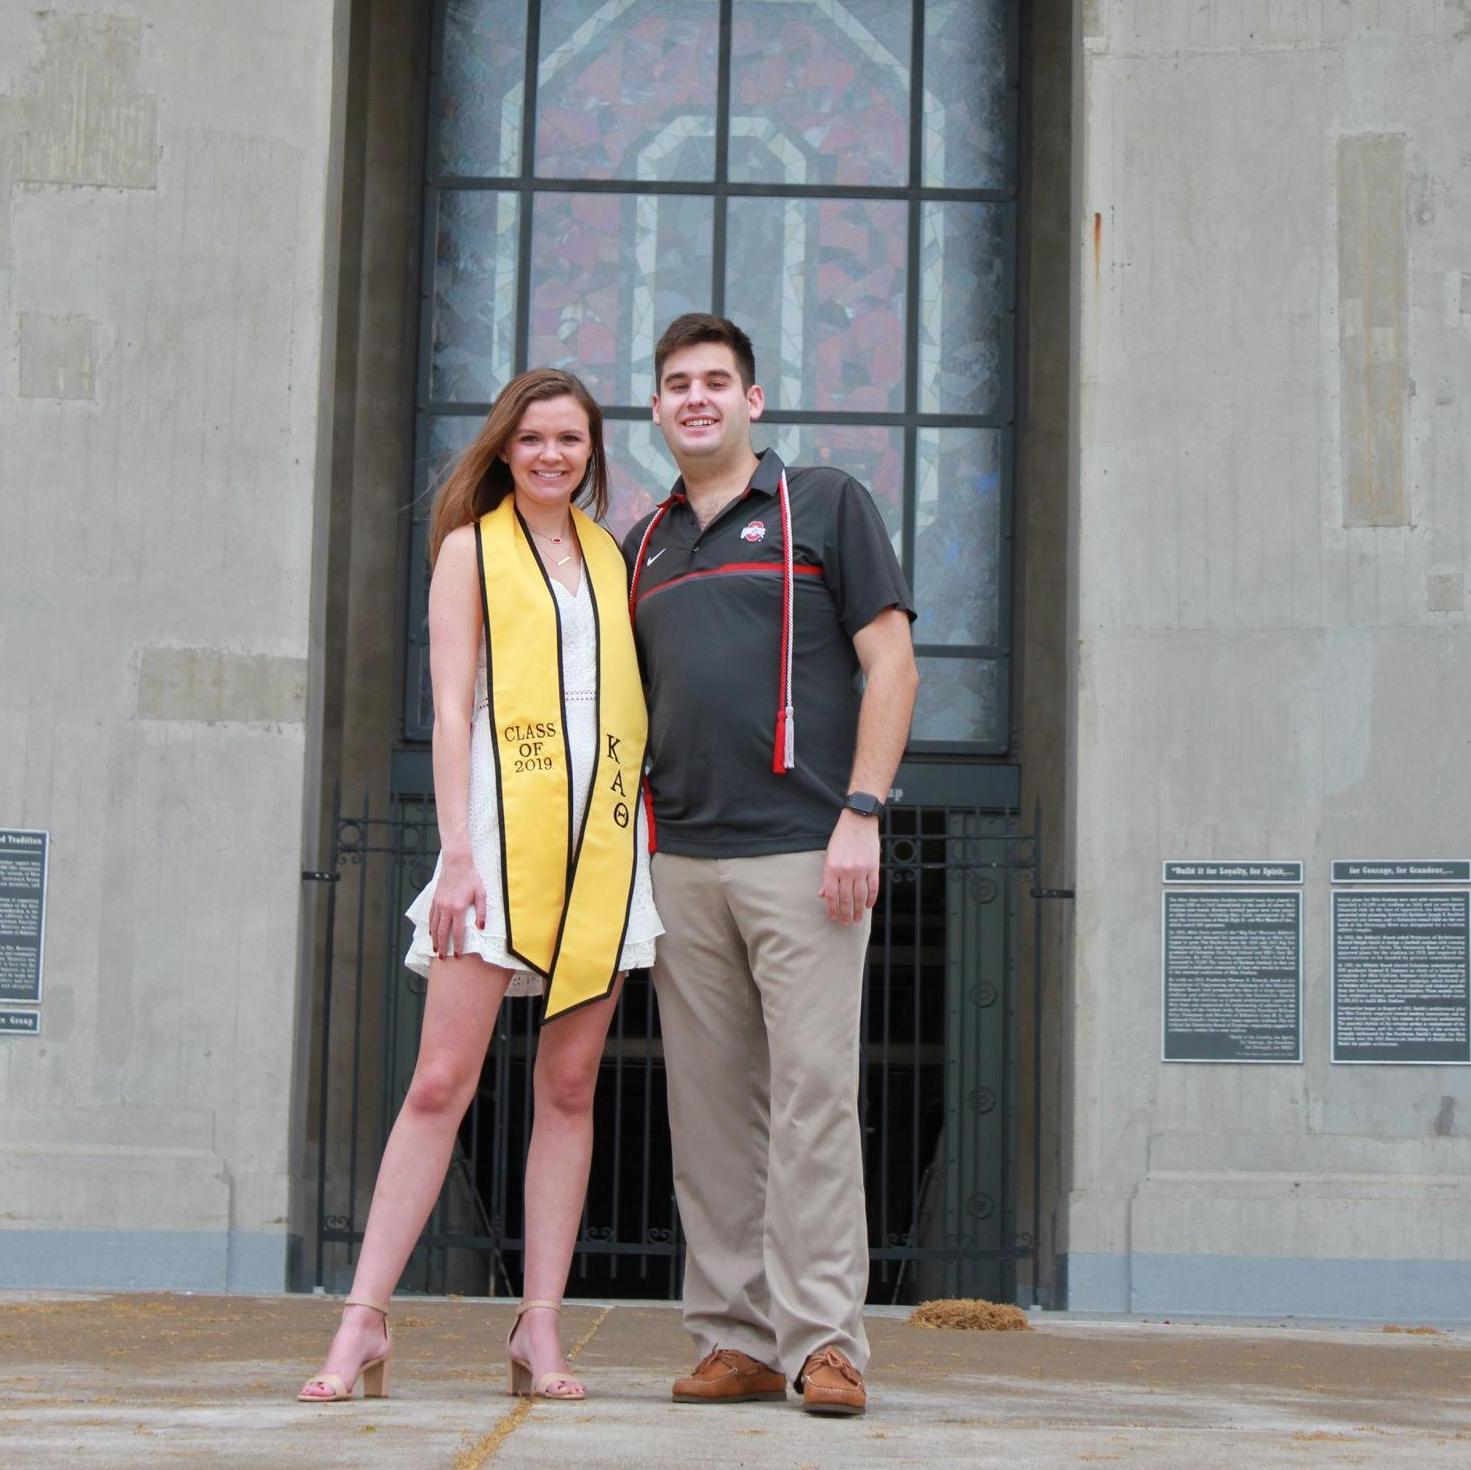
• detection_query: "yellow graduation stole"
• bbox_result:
[475,497,647,1020]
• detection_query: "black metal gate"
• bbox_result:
[306,794,1043,1302]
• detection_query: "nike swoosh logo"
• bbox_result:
[646,548,666,566]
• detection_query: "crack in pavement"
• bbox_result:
[452,1306,612,1469]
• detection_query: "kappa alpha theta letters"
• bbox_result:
[476,497,646,1019]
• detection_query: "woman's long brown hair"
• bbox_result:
[427,368,609,565]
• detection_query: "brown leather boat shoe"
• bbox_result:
[798,1345,866,1416]
[671,1347,787,1403]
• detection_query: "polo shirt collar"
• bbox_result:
[746,447,784,497]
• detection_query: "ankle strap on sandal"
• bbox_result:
[343,1296,390,1316]
[514,1298,562,1319]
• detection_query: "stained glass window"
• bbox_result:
[604,419,677,541]
[753,421,903,552]
[726,197,908,414]
[535,0,719,181]
[529,191,713,402]
[914,428,1003,649]
[411,0,1019,757]
[922,0,1014,190]
[912,657,1004,745]
[919,203,1010,418]
[729,0,910,187]
[429,191,519,402]
[438,0,529,177]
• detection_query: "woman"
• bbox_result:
[298,369,660,1403]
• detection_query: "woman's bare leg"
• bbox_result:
[300,954,510,1396]
[508,975,626,1396]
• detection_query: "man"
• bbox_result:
[623,314,918,1416]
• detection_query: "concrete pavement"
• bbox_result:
[1,1292,1468,1467]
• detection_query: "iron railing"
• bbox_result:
[306,792,1044,1302]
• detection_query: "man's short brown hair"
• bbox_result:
[654,313,757,391]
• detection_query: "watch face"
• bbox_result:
[846,792,883,816]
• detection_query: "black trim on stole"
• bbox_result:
[565,563,599,881]
[482,510,574,975]
[474,519,518,959]
[514,508,577,904]
[538,539,639,1022]
[542,560,599,1003]
[605,546,639,979]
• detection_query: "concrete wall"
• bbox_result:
[1065,1,1471,1317]
[0,3,348,1289]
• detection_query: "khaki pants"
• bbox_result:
[652,850,871,1378]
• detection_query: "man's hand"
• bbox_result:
[819,808,881,925]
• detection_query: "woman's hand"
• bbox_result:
[428,851,487,959]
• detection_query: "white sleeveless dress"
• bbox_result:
[404,574,662,995]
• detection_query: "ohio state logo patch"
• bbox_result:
[739,520,766,543]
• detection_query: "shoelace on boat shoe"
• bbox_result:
[802,1347,861,1385]
[695,1347,761,1375]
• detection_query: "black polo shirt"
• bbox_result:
[622,449,914,858]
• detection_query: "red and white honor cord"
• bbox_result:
[628,500,674,852]
[629,471,797,775]
[627,501,672,618]
[771,470,796,774]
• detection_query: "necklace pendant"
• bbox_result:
[555,554,572,567]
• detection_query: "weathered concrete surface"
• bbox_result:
[136,647,310,725]
[0,3,349,1287]
[1,1295,1468,1469]
[1066,4,1471,1310]
[17,311,99,400]
[1337,132,1409,528]
[0,12,157,265]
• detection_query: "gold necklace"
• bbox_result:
[528,525,576,568]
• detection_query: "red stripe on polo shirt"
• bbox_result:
[636,561,824,606]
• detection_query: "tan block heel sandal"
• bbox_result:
[297,1296,392,1402]
[506,1299,586,1399]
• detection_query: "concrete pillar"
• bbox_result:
[0,2,351,1290]
[1064,1,1471,1317]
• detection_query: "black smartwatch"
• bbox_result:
[843,790,885,819]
